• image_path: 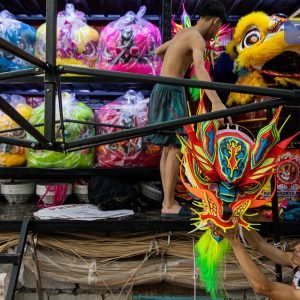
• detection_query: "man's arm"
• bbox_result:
[243,229,293,267]
[231,239,300,300]
[191,34,228,115]
[155,30,185,57]
[155,40,172,57]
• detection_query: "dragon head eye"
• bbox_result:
[240,28,261,49]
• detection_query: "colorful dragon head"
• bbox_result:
[226,12,300,106]
[179,101,297,235]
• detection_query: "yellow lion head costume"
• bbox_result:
[226,12,300,107]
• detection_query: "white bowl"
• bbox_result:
[1,182,35,204]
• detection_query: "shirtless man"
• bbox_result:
[148,0,230,217]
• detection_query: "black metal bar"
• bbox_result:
[87,83,93,92]
[271,177,282,282]
[269,108,283,283]
[56,78,66,145]
[0,68,43,81]
[0,122,59,135]
[6,218,30,300]
[172,15,241,22]
[44,0,57,144]
[0,96,49,146]
[0,76,44,84]
[0,217,298,235]
[13,15,161,22]
[161,0,172,42]
[0,37,46,69]
[0,136,38,149]
[64,119,131,129]
[284,106,300,109]
[60,65,300,99]
[0,167,158,178]
[28,234,43,300]
[65,98,288,151]
[0,254,20,264]
[0,127,24,134]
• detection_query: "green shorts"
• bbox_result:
[147,84,188,147]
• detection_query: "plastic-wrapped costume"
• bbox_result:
[226,12,300,127]
[0,10,36,72]
[0,94,32,167]
[26,92,95,168]
[179,98,299,298]
[35,4,99,68]
[96,90,161,168]
[96,6,162,75]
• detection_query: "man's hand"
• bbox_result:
[213,102,233,127]
[207,221,240,245]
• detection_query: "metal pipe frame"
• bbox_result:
[0,68,43,81]
[43,0,57,144]
[64,119,131,129]
[271,162,283,282]
[0,254,20,264]
[0,136,38,149]
[0,37,46,69]
[6,218,30,300]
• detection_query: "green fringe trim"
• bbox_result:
[195,230,231,299]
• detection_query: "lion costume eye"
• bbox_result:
[240,28,260,49]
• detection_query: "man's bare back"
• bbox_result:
[157,28,206,78]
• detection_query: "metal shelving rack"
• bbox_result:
[0,0,299,299]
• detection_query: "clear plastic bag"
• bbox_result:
[96,6,162,75]
[0,10,36,72]
[26,92,95,168]
[0,94,33,167]
[35,4,99,68]
[95,90,161,168]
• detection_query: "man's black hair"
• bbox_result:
[198,0,227,24]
